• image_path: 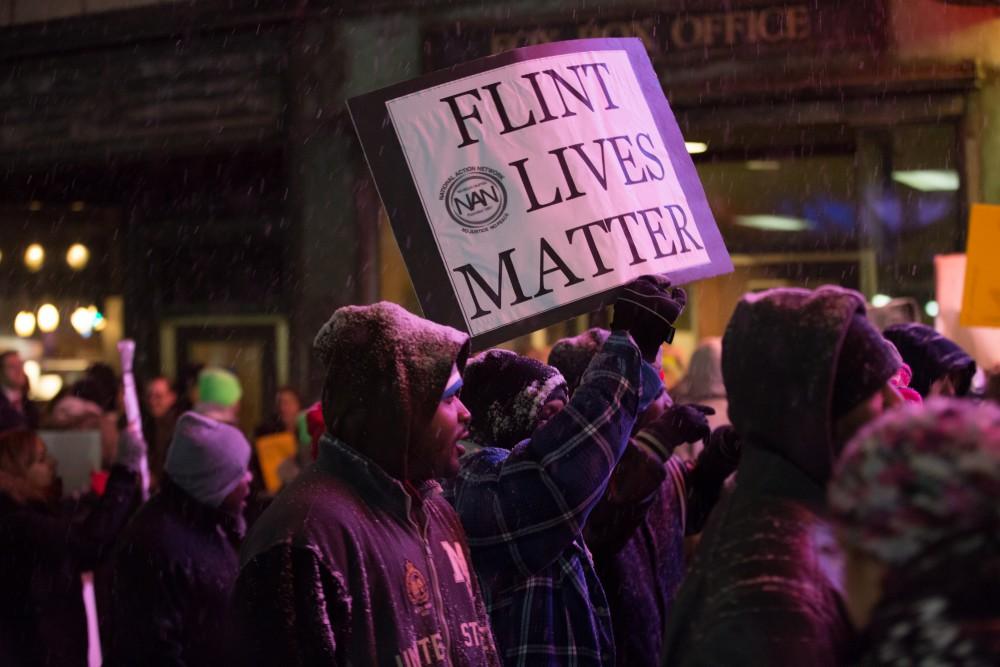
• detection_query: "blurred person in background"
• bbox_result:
[109,412,252,666]
[670,337,729,460]
[883,323,976,399]
[0,427,143,667]
[254,386,302,438]
[142,376,180,490]
[830,398,1000,665]
[0,351,39,432]
[47,365,122,470]
[193,367,241,426]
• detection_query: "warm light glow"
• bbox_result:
[925,300,940,318]
[70,307,94,337]
[685,141,709,155]
[734,215,811,232]
[92,310,107,332]
[70,201,85,212]
[28,200,42,212]
[66,243,90,270]
[24,244,45,271]
[871,294,892,308]
[35,374,64,402]
[891,170,960,192]
[14,311,36,337]
[37,304,59,333]
[746,160,781,171]
[22,360,40,389]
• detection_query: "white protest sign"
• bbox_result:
[350,38,731,348]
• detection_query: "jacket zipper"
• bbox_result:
[408,505,453,662]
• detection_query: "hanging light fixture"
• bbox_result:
[37,304,60,333]
[66,244,90,270]
[14,311,36,337]
[24,244,45,272]
[70,307,95,337]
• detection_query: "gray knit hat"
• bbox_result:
[165,411,251,507]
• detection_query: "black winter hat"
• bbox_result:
[832,313,901,419]
[462,349,568,450]
[883,323,976,398]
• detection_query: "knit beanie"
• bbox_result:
[164,411,251,507]
[883,323,976,398]
[548,328,611,394]
[463,349,568,449]
[830,398,1000,565]
[831,313,900,419]
[197,368,242,407]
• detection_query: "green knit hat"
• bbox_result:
[197,368,242,407]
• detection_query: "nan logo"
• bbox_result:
[439,166,509,234]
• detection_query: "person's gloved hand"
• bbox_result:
[633,403,714,462]
[115,424,148,473]
[611,275,687,361]
[694,424,742,483]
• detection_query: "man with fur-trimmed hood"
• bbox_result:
[231,302,499,666]
[662,286,904,667]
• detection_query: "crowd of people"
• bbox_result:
[0,275,997,666]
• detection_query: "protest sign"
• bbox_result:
[349,38,732,348]
[936,254,1000,369]
[960,204,1000,328]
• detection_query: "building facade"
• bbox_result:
[1,0,998,420]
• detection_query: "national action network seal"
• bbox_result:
[439,166,509,234]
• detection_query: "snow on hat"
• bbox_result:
[830,398,1000,565]
[165,411,251,507]
[312,302,469,464]
[197,368,242,407]
[548,328,611,395]
[462,349,568,450]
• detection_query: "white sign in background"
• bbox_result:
[387,49,711,336]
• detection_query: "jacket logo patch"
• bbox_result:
[404,560,431,609]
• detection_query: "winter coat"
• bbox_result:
[0,465,138,667]
[663,286,868,667]
[232,437,499,666]
[445,332,642,666]
[107,478,241,666]
[232,302,497,666]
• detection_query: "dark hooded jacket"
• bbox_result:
[231,302,499,666]
[883,322,976,397]
[107,478,242,666]
[0,465,138,667]
[663,286,893,667]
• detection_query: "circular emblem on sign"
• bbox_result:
[440,166,509,233]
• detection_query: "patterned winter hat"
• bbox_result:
[462,349,568,450]
[829,398,1000,565]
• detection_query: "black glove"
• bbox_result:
[611,275,687,360]
[633,403,714,462]
[695,425,742,483]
